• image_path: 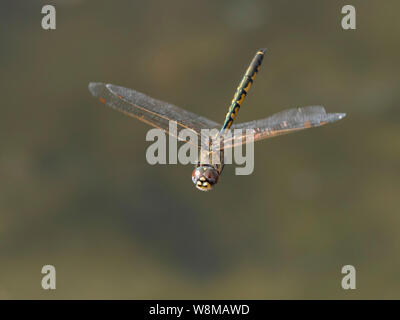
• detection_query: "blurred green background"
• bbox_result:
[1,0,399,299]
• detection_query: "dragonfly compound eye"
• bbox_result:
[192,166,219,191]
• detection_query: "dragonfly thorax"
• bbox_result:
[192,165,220,191]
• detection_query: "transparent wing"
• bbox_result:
[214,106,346,150]
[89,83,221,146]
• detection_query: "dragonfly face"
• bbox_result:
[192,165,220,191]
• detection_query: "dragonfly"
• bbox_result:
[89,48,346,191]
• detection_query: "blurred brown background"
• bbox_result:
[1,0,399,299]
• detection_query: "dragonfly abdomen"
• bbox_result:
[221,48,266,131]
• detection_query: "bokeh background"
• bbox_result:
[1,0,399,299]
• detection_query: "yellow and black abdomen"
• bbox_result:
[221,48,266,131]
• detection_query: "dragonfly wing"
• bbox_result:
[89,83,221,143]
[216,106,346,150]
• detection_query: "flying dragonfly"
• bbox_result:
[89,48,346,191]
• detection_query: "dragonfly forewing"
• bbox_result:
[89,82,221,148]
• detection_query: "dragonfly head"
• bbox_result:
[192,165,219,191]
